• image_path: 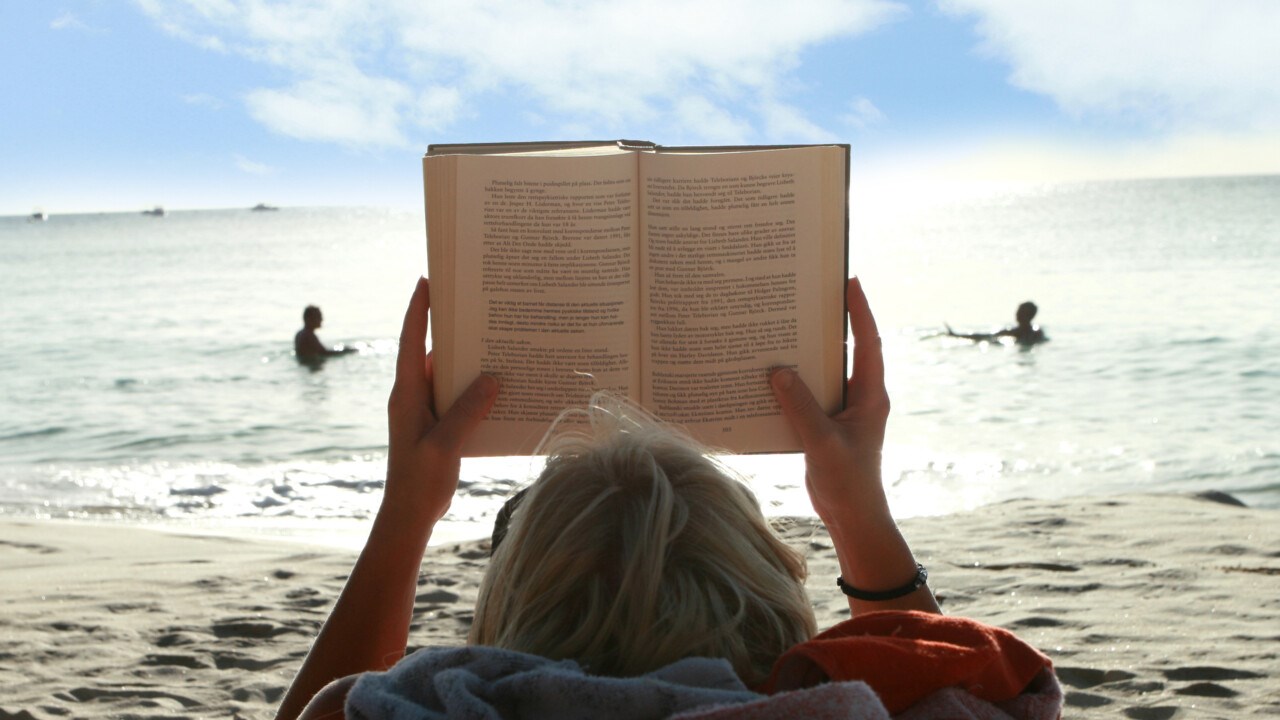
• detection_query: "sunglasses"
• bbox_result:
[489,487,529,556]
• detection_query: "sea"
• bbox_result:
[2,175,1277,548]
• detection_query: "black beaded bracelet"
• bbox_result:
[836,563,928,601]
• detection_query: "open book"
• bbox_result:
[425,140,849,456]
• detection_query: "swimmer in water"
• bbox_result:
[295,305,357,363]
[946,301,1047,346]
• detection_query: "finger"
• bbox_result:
[847,277,885,401]
[396,277,430,385]
[423,350,438,421]
[770,367,831,447]
[431,374,499,453]
[389,277,431,444]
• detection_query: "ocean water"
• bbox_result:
[2,176,1277,546]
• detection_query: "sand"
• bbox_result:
[1,492,1276,719]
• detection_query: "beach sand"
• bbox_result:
[1,493,1276,719]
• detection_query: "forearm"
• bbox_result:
[824,514,940,615]
[276,502,434,720]
[815,477,941,616]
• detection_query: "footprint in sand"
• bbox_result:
[0,539,58,554]
[154,629,200,647]
[231,683,285,704]
[1055,666,1137,689]
[59,686,203,709]
[1175,682,1239,697]
[1008,616,1068,629]
[142,653,211,669]
[1123,707,1179,720]
[211,618,310,639]
[212,651,291,671]
[1162,666,1264,681]
[1064,690,1112,708]
[1158,667,1263,701]
[416,588,461,605]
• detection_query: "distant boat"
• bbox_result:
[250,203,279,212]
[29,210,47,222]
[142,206,165,217]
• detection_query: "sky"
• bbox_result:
[2,0,1278,215]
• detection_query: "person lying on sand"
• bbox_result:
[946,301,1047,346]
[276,277,1060,720]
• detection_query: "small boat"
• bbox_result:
[142,206,165,217]
[29,210,47,222]
[250,202,279,212]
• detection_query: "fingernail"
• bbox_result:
[771,368,794,390]
[474,374,499,399]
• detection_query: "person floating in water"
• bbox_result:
[295,305,357,363]
[946,301,1047,346]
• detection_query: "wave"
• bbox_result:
[169,485,227,497]
[1240,368,1278,379]
[292,444,387,458]
[0,426,68,442]
[302,478,384,492]
[107,434,210,452]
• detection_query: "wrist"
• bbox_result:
[380,485,447,521]
[810,484,894,532]
[383,458,458,527]
[837,563,928,601]
[819,508,899,554]
[368,499,435,557]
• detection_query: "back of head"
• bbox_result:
[470,393,815,685]
[1016,301,1038,324]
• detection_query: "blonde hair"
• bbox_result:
[469,393,816,685]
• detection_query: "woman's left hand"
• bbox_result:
[278,277,498,720]
[385,276,498,524]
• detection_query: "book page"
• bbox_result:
[437,152,641,455]
[639,147,845,452]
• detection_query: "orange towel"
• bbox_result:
[761,611,1054,715]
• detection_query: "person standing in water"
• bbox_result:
[947,301,1047,346]
[295,305,356,362]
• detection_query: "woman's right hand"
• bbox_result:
[769,276,891,528]
[770,277,939,615]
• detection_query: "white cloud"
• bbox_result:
[939,0,1280,131]
[245,74,412,146]
[51,11,110,33]
[760,101,839,143]
[182,93,224,110]
[135,0,229,52]
[413,87,463,132]
[51,12,90,31]
[673,96,753,145]
[233,154,275,175]
[133,0,907,147]
[842,96,885,129]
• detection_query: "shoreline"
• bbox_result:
[2,492,1277,718]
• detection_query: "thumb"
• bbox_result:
[770,368,830,447]
[433,374,499,452]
